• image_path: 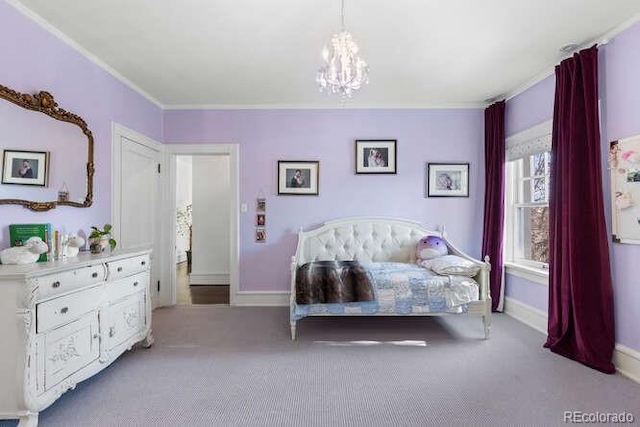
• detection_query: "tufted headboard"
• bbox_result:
[293,217,441,265]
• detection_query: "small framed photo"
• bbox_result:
[427,163,469,197]
[256,213,266,226]
[256,228,266,243]
[256,198,266,212]
[278,160,319,195]
[2,149,49,186]
[355,140,397,174]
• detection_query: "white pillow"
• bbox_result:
[422,255,480,277]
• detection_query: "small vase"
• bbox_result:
[90,237,109,254]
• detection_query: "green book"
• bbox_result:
[9,223,52,262]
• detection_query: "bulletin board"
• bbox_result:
[610,135,640,244]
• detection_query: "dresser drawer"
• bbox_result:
[107,254,149,281]
[36,264,106,300]
[36,285,103,333]
[107,272,148,303]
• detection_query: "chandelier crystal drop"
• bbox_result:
[316,0,369,98]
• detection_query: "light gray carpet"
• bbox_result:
[2,307,639,426]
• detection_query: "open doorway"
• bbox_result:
[169,145,239,306]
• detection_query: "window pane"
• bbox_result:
[532,177,546,202]
[532,153,546,176]
[515,205,549,264]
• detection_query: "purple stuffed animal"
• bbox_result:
[416,235,448,267]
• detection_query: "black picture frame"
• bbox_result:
[355,140,397,174]
[1,149,49,186]
[277,160,319,195]
[426,163,469,197]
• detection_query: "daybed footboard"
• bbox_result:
[289,217,492,340]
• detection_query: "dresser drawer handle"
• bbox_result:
[141,261,146,266]
[92,272,99,278]
[60,307,69,314]
[52,281,61,288]
[117,266,123,272]
[133,281,139,287]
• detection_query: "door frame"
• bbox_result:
[167,144,240,306]
[111,122,169,307]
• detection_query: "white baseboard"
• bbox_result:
[503,297,547,334]
[614,344,640,384]
[504,297,640,383]
[189,273,229,285]
[233,291,289,307]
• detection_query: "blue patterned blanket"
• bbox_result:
[292,262,479,321]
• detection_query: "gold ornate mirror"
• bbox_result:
[0,84,94,211]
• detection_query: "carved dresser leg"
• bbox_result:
[141,329,155,348]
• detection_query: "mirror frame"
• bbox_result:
[0,84,94,211]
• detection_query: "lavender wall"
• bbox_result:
[505,21,640,352]
[602,22,640,352]
[164,109,485,292]
[0,2,162,247]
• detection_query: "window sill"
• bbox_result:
[504,262,549,286]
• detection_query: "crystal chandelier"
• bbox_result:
[316,0,369,98]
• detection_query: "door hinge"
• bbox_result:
[157,280,160,292]
[157,163,161,173]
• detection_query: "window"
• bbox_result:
[508,152,550,266]
[505,121,552,272]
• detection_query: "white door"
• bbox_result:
[113,126,163,308]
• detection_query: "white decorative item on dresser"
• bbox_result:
[0,249,153,427]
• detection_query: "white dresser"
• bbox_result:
[0,249,153,427]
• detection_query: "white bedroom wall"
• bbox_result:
[190,155,230,285]
[176,155,193,263]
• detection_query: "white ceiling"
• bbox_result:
[10,0,640,108]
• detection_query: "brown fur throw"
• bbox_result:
[295,261,375,304]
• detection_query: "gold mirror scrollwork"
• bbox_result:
[0,84,94,211]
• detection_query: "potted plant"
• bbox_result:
[177,204,193,271]
[89,223,117,253]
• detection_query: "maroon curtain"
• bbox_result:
[545,45,615,373]
[482,101,505,312]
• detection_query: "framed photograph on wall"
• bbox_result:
[278,160,319,195]
[355,140,397,174]
[1,149,49,186]
[426,163,469,197]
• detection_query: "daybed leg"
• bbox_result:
[18,412,38,427]
[483,315,491,340]
[290,321,297,340]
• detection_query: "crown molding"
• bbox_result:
[164,102,486,110]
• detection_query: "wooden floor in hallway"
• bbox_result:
[176,261,229,305]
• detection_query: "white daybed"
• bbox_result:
[289,217,492,340]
